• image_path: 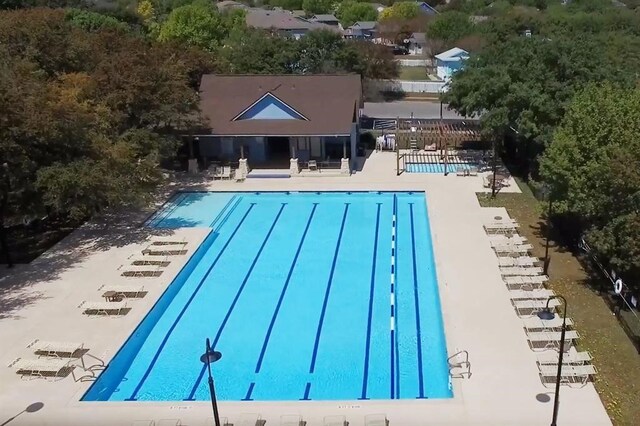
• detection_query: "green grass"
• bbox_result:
[478,178,640,426]
[398,66,429,81]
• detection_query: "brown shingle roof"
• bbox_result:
[199,74,362,136]
[246,9,340,32]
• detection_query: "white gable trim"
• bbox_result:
[231,92,309,121]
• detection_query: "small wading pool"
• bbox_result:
[83,191,452,401]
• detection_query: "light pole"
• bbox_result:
[200,338,222,426]
[537,295,567,426]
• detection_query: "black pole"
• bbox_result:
[550,296,567,426]
[440,98,443,120]
[205,338,221,426]
[543,196,553,275]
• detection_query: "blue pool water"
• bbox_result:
[84,192,452,401]
[406,163,472,174]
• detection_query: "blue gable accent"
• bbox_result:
[235,93,306,120]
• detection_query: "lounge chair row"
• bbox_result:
[132,414,389,426]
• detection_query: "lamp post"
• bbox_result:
[537,295,567,426]
[200,338,222,426]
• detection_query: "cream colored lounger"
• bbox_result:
[536,349,592,365]
[489,234,527,244]
[500,266,544,276]
[99,284,146,299]
[27,339,85,358]
[498,256,539,267]
[493,244,534,255]
[503,275,548,290]
[522,316,574,331]
[538,363,597,385]
[128,255,171,267]
[9,357,75,379]
[508,289,555,300]
[80,301,129,316]
[526,330,580,350]
[512,298,561,316]
[365,414,389,426]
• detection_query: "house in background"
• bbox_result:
[435,47,469,81]
[216,0,248,11]
[343,21,378,40]
[196,75,362,175]
[246,9,341,39]
[407,32,426,55]
[310,14,340,27]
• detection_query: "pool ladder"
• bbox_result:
[448,350,472,379]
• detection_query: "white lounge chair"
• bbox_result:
[128,255,170,267]
[99,284,146,300]
[141,246,187,256]
[157,420,182,426]
[119,264,163,278]
[493,244,534,255]
[526,330,580,350]
[238,413,265,426]
[508,289,555,300]
[323,416,348,426]
[280,415,305,426]
[500,266,544,276]
[489,234,528,245]
[80,301,129,316]
[468,166,478,176]
[308,160,318,171]
[537,349,592,365]
[364,414,389,426]
[522,315,574,331]
[220,166,232,180]
[512,298,561,316]
[497,256,538,267]
[27,340,85,358]
[149,237,187,246]
[484,223,519,233]
[503,275,548,290]
[538,363,596,385]
[456,166,467,176]
[9,357,75,379]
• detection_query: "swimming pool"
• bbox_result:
[406,163,472,174]
[84,192,451,401]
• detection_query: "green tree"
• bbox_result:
[302,0,332,15]
[336,1,378,27]
[378,1,420,21]
[65,8,130,32]
[157,4,227,51]
[426,11,473,44]
[297,29,346,73]
[540,84,640,283]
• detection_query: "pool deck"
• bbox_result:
[0,151,611,425]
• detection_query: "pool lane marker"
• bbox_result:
[185,203,287,401]
[409,203,426,399]
[254,204,318,374]
[242,382,255,401]
[390,194,397,399]
[126,203,256,401]
[309,203,350,374]
[359,203,382,400]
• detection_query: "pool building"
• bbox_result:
[195,74,363,173]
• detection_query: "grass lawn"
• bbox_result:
[399,66,429,81]
[478,180,640,425]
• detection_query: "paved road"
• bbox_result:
[363,101,474,120]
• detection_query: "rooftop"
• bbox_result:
[246,9,341,32]
[435,47,469,61]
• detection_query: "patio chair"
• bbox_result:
[157,420,182,426]
[522,315,574,331]
[80,301,130,316]
[512,298,560,316]
[489,234,528,245]
[281,415,306,426]
[456,166,466,176]
[468,166,478,176]
[497,256,538,267]
[536,349,592,365]
[508,288,555,301]
[27,339,86,359]
[308,160,318,171]
[128,256,170,268]
[141,248,188,256]
[493,244,534,255]
[238,413,265,426]
[538,363,596,385]
[323,415,348,426]
[220,166,232,180]
[500,266,544,276]
[526,330,580,350]
[9,357,75,379]
[364,414,389,426]
[149,238,187,246]
[483,223,519,234]
[99,284,146,300]
[503,275,547,290]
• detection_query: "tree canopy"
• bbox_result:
[540,84,640,282]
[336,1,378,27]
[379,1,420,21]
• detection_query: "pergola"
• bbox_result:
[395,119,482,151]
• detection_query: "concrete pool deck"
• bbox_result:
[0,151,611,425]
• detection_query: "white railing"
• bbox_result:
[397,58,430,66]
[372,79,446,94]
